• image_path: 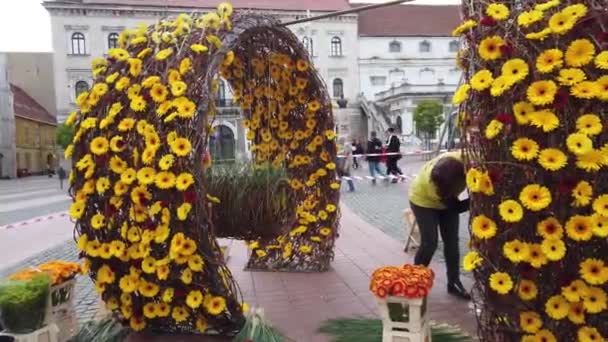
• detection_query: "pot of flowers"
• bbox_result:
[369,264,435,342]
[0,274,52,334]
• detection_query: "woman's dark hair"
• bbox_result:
[430,156,465,199]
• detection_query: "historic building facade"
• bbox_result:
[43,0,360,161]
[357,4,461,143]
[42,0,461,159]
[0,53,58,178]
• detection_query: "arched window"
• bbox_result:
[396,116,403,133]
[71,32,86,55]
[419,40,431,53]
[333,78,344,98]
[209,125,236,162]
[74,80,89,98]
[330,36,342,57]
[389,41,401,53]
[449,40,460,52]
[108,33,119,49]
[302,36,314,57]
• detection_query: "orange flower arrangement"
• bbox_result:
[10,261,81,286]
[369,264,435,299]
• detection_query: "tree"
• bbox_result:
[56,123,74,150]
[413,100,444,150]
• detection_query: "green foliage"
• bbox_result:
[413,100,445,141]
[56,123,75,150]
[234,309,289,342]
[318,318,474,342]
[205,163,295,240]
[0,275,51,333]
[69,317,129,342]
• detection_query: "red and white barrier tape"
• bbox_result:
[0,211,68,231]
[337,149,447,158]
[337,174,417,182]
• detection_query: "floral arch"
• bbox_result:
[64,4,339,334]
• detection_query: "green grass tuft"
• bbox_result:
[318,318,474,342]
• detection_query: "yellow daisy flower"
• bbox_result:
[577,150,604,172]
[565,39,596,67]
[511,138,539,161]
[517,10,543,28]
[578,327,604,342]
[498,199,523,223]
[595,51,608,70]
[571,81,598,99]
[529,110,559,132]
[518,279,539,301]
[484,119,503,139]
[520,311,542,334]
[478,36,504,61]
[452,84,470,105]
[90,136,109,155]
[489,272,513,295]
[501,58,529,83]
[572,181,593,207]
[470,69,494,91]
[519,184,552,211]
[592,213,608,237]
[486,3,509,20]
[170,137,192,157]
[462,251,483,271]
[565,215,593,241]
[576,114,602,135]
[512,101,534,125]
[548,11,576,35]
[471,215,497,239]
[503,239,530,263]
[536,49,563,73]
[567,133,593,156]
[545,295,570,320]
[490,75,515,97]
[525,28,552,41]
[582,287,607,313]
[527,80,557,106]
[538,148,568,171]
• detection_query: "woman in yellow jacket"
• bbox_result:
[409,150,470,300]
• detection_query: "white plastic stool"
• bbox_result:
[0,324,59,342]
[377,296,431,342]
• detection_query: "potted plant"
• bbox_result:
[0,274,52,334]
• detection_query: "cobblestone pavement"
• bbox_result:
[340,156,472,272]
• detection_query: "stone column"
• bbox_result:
[0,53,16,179]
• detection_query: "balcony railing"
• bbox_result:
[215,98,240,116]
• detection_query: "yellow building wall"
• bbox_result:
[15,117,57,173]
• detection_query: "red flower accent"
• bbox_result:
[184,191,197,203]
[495,113,514,125]
[480,16,497,26]
[555,89,569,109]
[161,200,170,207]
[142,219,155,230]
[104,204,116,217]
[487,168,502,184]
[559,177,577,194]
[499,43,514,58]
[595,31,608,44]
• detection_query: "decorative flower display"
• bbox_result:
[455,1,608,340]
[369,264,435,299]
[10,261,81,286]
[66,2,338,334]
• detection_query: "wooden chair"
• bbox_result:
[403,208,420,252]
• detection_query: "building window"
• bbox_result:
[74,80,89,98]
[209,125,236,162]
[302,36,314,57]
[389,41,401,53]
[108,33,119,49]
[396,116,403,133]
[71,32,86,55]
[370,76,387,86]
[449,40,460,52]
[217,79,226,106]
[330,36,342,57]
[389,69,405,84]
[333,78,344,98]
[419,40,431,53]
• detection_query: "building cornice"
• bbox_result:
[43,3,357,23]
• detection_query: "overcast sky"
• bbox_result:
[0,0,461,52]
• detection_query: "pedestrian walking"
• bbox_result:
[57,166,67,190]
[408,150,470,300]
[385,127,403,183]
[366,131,387,184]
[336,137,355,192]
[351,139,364,169]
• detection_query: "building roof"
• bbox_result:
[47,0,351,12]
[358,4,461,37]
[11,84,57,126]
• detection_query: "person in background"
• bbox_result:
[337,137,355,192]
[57,166,67,190]
[366,131,387,185]
[408,150,470,300]
[385,127,403,183]
[351,139,364,170]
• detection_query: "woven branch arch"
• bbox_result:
[66,5,339,335]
